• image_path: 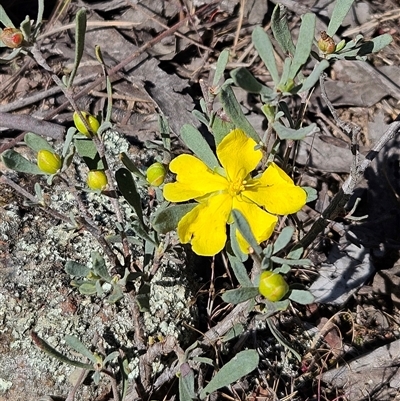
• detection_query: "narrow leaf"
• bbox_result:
[289,289,315,304]
[24,132,54,153]
[213,49,230,87]
[219,85,260,142]
[229,223,248,262]
[231,67,264,93]
[200,350,259,399]
[289,13,316,80]
[221,287,259,304]
[298,60,329,93]
[327,0,355,37]
[1,149,42,174]
[273,226,294,255]
[252,26,280,85]
[65,261,91,277]
[287,244,303,260]
[74,139,103,170]
[180,124,220,170]
[78,282,98,295]
[68,8,87,87]
[65,335,96,363]
[273,122,318,140]
[91,251,112,281]
[0,5,15,28]
[271,4,295,55]
[179,364,196,401]
[152,203,197,234]
[210,115,235,145]
[232,209,262,256]
[271,256,312,266]
[115,168,144,226]
[357,34,393,56]
[266,317,301,361]
[227,252,252,287]
[119,152,146,180]
[221,323,244,342]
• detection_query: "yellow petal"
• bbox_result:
[177,193,232,256]
[164,154,227,202]
[244,163,306,215]
[233,197,277,253]
[217,129,262,181]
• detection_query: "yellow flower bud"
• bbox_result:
[73,111,100,137]
[87,170,108,191]
[146,162,166,186]
[318,31,336,55]
[37,149,62,174]
[258,271,289,302]
[0,27,24,49]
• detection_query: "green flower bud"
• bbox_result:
[146,162,166,186]
[318,31,336,55]
[258,271,289,302]
[87,170,108,191]
[73,111,100,137]
[37,149,62,174]
[0,27,24,49]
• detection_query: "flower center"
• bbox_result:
[229,178,246,197]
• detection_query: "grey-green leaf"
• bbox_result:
[1,149,42,174]
[298,60,330,93]
[78,282,98,295]
[273,226,294,255]
[287,244,303,260]
[271,4,296,55]
[64,335,96,363]
[289,13,316,80]
[0,5,15,28]
[230,67,263,94]
[213,49,230,87]
[115,168,144,226]
[227,252,252,287]
[91,251,112,281]
[221,287,259,304]
[271,256,312,266]
[199,350,259,399]
[152,203,197,234]
[65,261,91,277]
[74,139,103,170]
[232,209,262,256]
[327,0,355,37]
[219,85,260,142]
[179,363,196,401]
[273,122,318,140]
[24,132,54,153]
[252,26,280,85]
[67,8,87,87]
[180,124,219,170]
[289,289,315,304]
[119,152,146,181]
[304,186,317,202]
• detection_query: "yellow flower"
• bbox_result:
[163,129,306,256]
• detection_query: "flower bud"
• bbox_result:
[258,271,289,302]
[0,27,24,49]
[146,162,166,186]
[318,31,336,55]
[73,111,100,137]
[37,149,62,174]
[87,170,108,191]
